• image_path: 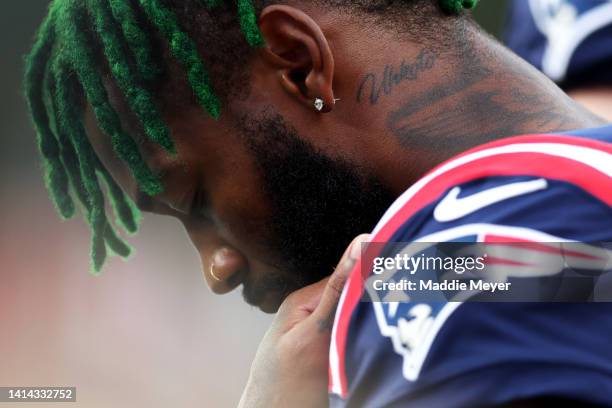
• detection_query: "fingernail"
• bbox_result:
[349,234,370,261]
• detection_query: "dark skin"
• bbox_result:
[83,4,607,407]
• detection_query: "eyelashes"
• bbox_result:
[189,187,211,220]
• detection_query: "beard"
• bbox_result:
[236,109,396,307]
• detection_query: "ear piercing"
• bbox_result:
[210,263,222,282]
[314,97,325,112]
[314,97,340,112]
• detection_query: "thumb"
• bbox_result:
[310,234,370,326]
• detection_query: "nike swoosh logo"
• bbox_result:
[433,178,549,223]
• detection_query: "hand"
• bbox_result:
[238,234,370,408]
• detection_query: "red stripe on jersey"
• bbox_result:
[425,134,612,176]
[484,257,531,266]
[485,236,606,260]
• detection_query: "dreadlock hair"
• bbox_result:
[24,0,477,273]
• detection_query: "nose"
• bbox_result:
[204,247,248,294]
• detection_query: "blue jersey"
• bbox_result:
[329,127,612,407]
[505,0,612,89]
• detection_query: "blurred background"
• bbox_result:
[0,2,507,407]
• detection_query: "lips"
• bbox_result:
[242,284,285,314]
[207,249,302,312]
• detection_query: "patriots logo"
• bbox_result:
[371,301,460,382]
[366,227,612,382]
[366,238,474,382]
[529,0,612,80]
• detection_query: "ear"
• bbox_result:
[259,5,336,112]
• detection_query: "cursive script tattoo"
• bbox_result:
[356,49,438,105]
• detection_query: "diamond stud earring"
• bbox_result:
[314,97,324,112]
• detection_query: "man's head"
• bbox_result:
[25,0,477,311]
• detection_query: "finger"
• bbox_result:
[310,234,370,325]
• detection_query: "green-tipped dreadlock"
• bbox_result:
[108,0,161,81]
[25,8,75,220]
[138,0,222,118]
[237,0,265,47]
[24,0,265,272]
[24,0,475,273]
[439,0,478,14]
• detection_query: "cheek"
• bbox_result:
[170,112,277,258]
[209,167,274,248]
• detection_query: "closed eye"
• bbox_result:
[190,188,211,220]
